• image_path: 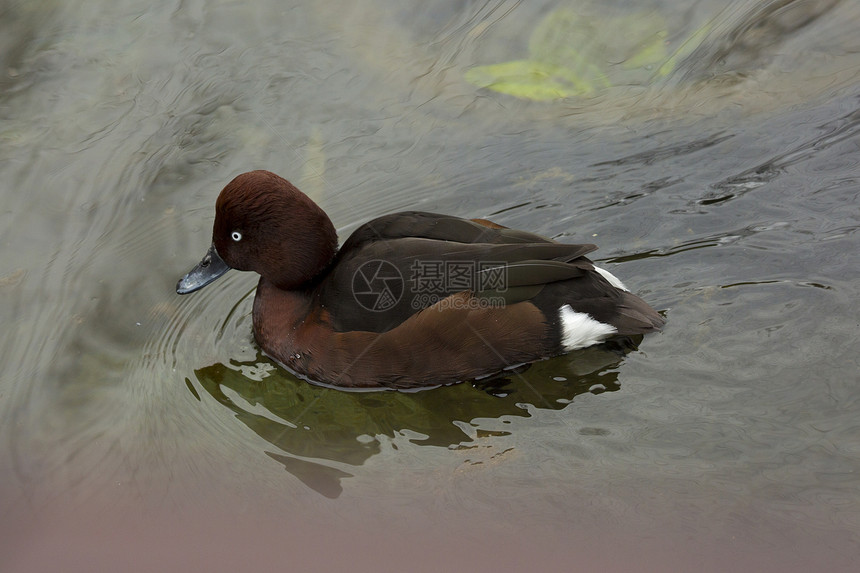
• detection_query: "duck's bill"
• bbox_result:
[176,243,231,294]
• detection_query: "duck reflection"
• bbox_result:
[191,338,640,498]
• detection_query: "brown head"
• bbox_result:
[177,170,338,294]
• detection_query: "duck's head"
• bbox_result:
[176,170,338,294]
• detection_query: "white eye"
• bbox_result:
[231,231,242,241]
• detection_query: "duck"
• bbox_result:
[177,170,663,390]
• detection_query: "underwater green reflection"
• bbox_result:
[192,342,636,497]
[464,1,840,101]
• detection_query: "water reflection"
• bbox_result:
[191,341,634,497]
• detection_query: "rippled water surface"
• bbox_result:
[2,0,860,570]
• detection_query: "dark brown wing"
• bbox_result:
[319,211,598,333]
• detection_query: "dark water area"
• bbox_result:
[2,1,860,571]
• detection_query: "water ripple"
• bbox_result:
[706,105,860,205]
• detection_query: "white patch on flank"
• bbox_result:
[594,266,629,292]
[559,304,617,351]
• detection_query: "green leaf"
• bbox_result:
[465,60,599,100]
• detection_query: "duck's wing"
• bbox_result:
[339,211,556,251]
[318,236,600,333]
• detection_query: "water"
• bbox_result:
[2,0,860,570]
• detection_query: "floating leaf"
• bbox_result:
[464,5,714,101]
[466,8,611,101]
[465,59,599,100]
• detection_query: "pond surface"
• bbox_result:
[2,0,860,571]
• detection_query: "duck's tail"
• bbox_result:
[612,290,665,335]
